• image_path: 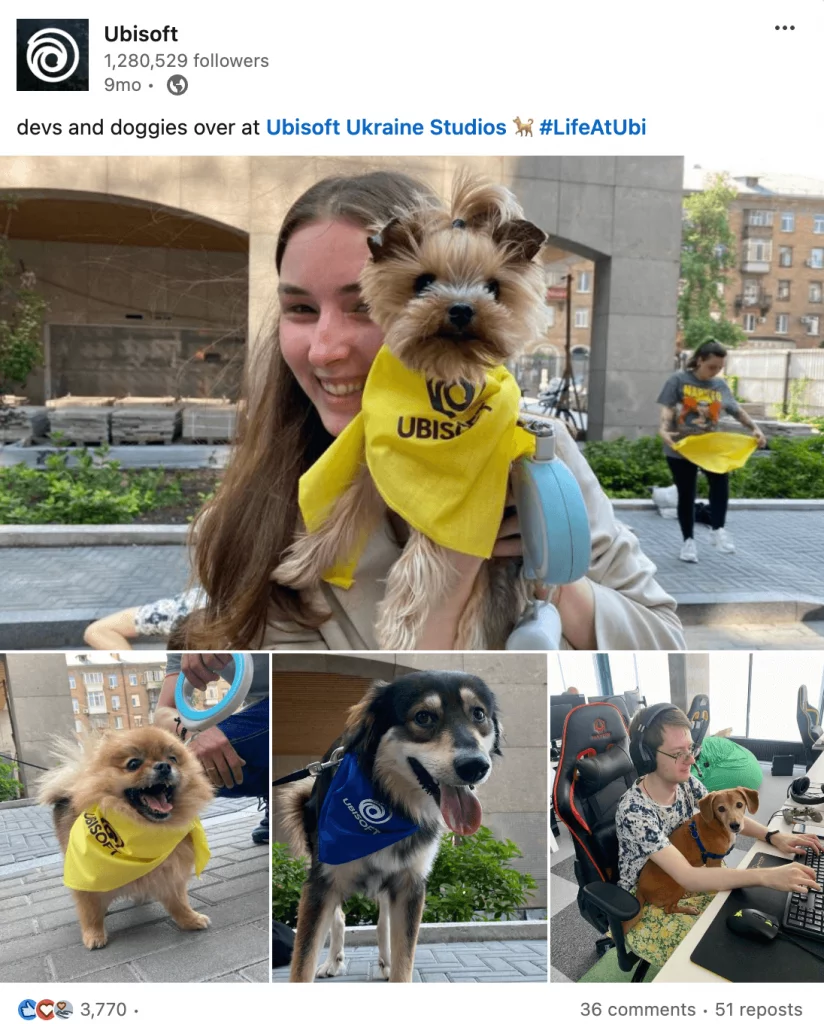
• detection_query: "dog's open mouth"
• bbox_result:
[125,783,176,821]
[408,757,482,836]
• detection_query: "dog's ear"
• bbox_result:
[367,218,422,262]
[698,792,717,822]
[341,680,390,755]
[492,219,546,263]
[492,713,504,757]
[738,787,759,814]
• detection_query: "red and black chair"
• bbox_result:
[797,685,822,770]
[552,701,650,981]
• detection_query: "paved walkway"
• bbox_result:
[271,939,547,983]
[0,797,269,983]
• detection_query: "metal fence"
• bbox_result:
[725,348,824,419]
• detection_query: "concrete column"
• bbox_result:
[3,654,75,797]
[668,653,710,711]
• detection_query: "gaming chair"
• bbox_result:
[552,701,650,981]
[797,685,823,769]
[686,693,710,749]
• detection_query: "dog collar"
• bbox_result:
[318,752,420,865]
[688,820,735,864]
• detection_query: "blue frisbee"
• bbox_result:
[174,653,253,732]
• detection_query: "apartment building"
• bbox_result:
[687,170,824,350]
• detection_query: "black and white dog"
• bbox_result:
[279,670,502,982]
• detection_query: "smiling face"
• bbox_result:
[654,725,696,785]
[278,219,384,437]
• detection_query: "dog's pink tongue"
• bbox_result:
[143,793,173,813]
[439,785,482,836]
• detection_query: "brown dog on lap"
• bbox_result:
[624,786,759,932]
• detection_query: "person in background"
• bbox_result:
[84,588,205,651]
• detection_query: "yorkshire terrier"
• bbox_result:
[275,174,548,649]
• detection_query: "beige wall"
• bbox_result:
[273,652,547,909]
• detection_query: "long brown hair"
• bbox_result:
[186,170,439,648]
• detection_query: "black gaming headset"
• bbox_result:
[788,776,824,806]
[629,702,681,776]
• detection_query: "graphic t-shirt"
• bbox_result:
[657,370,741,460]
[616,775,708,891]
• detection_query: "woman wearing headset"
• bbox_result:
[616,704,822,968]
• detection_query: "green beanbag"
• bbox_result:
[691,735,763,793]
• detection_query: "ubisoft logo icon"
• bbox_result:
[26,27,80,83]
[358,799,393,825]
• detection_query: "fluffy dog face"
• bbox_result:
[699,787,759,834]
[359,176,547,386]
[344,671,502,836]
[67,726,213,827]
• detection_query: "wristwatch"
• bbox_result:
[765,830,779,846]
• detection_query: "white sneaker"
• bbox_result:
[710,528,736,554]
[679,538,698,563]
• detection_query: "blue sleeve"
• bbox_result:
[719,379,741,416]
[657,374,681,407]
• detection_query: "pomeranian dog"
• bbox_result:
[38,726,213,950]
[274,174,548,650]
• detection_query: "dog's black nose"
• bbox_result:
[730,822,741,832]
[154,762,172,777]
[454,755,489,784]
[448,303,474,330]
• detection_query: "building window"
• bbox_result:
[83,672,103,685]
[131,695,140,708]
[129,674,138,686]
[742,313,756,332]
[133,716,143,727]
[810,283,823,304]
[810,249,824,270]
[777,280,791,300]
[574,308,589,329]
[780,212,795,232]
[71,699,79,714]
[806,315,821,336]
[814,216,824,235]
[69,676,76,689]
[108,675,118,689]
[88,691,106,710]
[75,720,83,734]
[578,271,591,293]
[779,246,793,267]
[545,271,563,287]
[748,209,773,227]
[776,313,790,334]
[545,305,556,328]
[115,716,123,730]
[742,280,759,305]
[745,240,772,263]
[111,695,120,710]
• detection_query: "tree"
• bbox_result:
[679,173,745,351]
[0,198,47,398]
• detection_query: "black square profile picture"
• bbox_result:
[17,19,89,91]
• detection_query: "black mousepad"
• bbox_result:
[690,852,824,982]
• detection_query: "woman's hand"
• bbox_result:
[658,428,679,447]
[761,861,821,894]
[769,831,824,858]
[189,726,246,790]
[752,427,767,449]
[180,653,232,691]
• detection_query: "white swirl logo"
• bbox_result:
[26,27,80,83]
[358,799,392,825]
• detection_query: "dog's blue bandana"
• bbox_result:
[318,752,420,865]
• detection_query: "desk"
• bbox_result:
[654,753,824,982]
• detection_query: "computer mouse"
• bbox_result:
[726,908,780,942]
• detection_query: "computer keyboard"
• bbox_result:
[783,848,824,943]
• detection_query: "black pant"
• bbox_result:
[666,457,729,540]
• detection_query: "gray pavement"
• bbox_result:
[0,796,269,983]
[271,939,547,983]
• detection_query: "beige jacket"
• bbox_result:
[262,426,685,651]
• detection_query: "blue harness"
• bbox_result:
[318,753,420,865]
[688,821,735,863]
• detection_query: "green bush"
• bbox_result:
[584,434,824,500]
[0,760,23,802]
[272,827,537,927]
[0,444,183,525]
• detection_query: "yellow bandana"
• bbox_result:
[64,804,211,893]
[299,346,536,588]
[671,431,758,474]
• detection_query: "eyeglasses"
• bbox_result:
[656,745,700,765]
